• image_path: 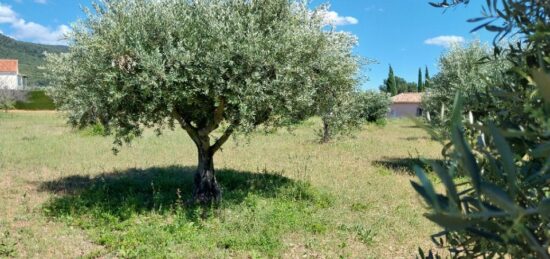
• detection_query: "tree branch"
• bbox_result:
[172,110,202,146]
[198,97,226,136]
[209,124,236,154]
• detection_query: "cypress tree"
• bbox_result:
[424,66,431,90]
[386,65,397,96]
[417,67,424,92]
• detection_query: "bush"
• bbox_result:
[14,90,55,110]
[356,91,390,123]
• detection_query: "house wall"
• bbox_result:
[0,73,21,90]
[389,103,421,118]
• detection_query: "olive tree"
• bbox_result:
[413,0,550,257]
[311,31,362,143]
[46,0,360,204]
[423,41,511,127]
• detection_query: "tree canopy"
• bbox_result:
[422,41,512,126]
[46,0,360,204]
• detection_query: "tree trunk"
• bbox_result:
[321,118,331,144]
[173,108,234,205]
[191,138,221,205]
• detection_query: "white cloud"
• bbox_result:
[0,4,17,23]
[424,35,465,48]
[321,10,358,26]
[0,3,68,45]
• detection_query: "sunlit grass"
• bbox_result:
[0,111,442,257]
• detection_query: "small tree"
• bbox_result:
[356,91,390,123]
[46,0,360,204]
[312,31,362,143]
[317,91,362,143]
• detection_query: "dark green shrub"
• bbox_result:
[14,90,55,110]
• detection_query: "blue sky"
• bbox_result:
[0,0,491,90]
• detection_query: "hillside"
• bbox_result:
[0,34,67,87]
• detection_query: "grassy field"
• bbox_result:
[0,111,443,258]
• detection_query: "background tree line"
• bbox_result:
[379,65,430,96]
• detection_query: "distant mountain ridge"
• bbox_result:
[0,33,68,87]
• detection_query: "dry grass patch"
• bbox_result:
[0,112,442,257]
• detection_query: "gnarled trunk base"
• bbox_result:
[191,150,221,205]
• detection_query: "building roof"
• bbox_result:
[391,92,423,104]
[0,59,18,73]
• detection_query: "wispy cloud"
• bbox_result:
[321,10,358,26]
[0,3,68,45]
[34,0,47,4]
[365,5,384,13]
[424,35,465,48]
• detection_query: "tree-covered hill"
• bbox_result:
[0,33,67,87]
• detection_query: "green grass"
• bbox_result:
[0,112,443,257]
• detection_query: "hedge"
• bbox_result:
[14,90,56,110]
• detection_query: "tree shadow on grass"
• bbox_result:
[38,166,324,221]
[373,157,443,175]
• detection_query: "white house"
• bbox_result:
[0,59,26,90]
[389,92,423,118]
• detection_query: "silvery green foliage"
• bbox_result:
[423,41,512,127]
[417,1,550,258]
[46,0,359,149]
[356,91,390,123]
[311,29,362,143]
[415,93,550,258]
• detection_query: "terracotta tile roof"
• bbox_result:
[0,59,18,73]
[391,92,423,104]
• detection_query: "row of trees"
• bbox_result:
[380,65,431,95]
